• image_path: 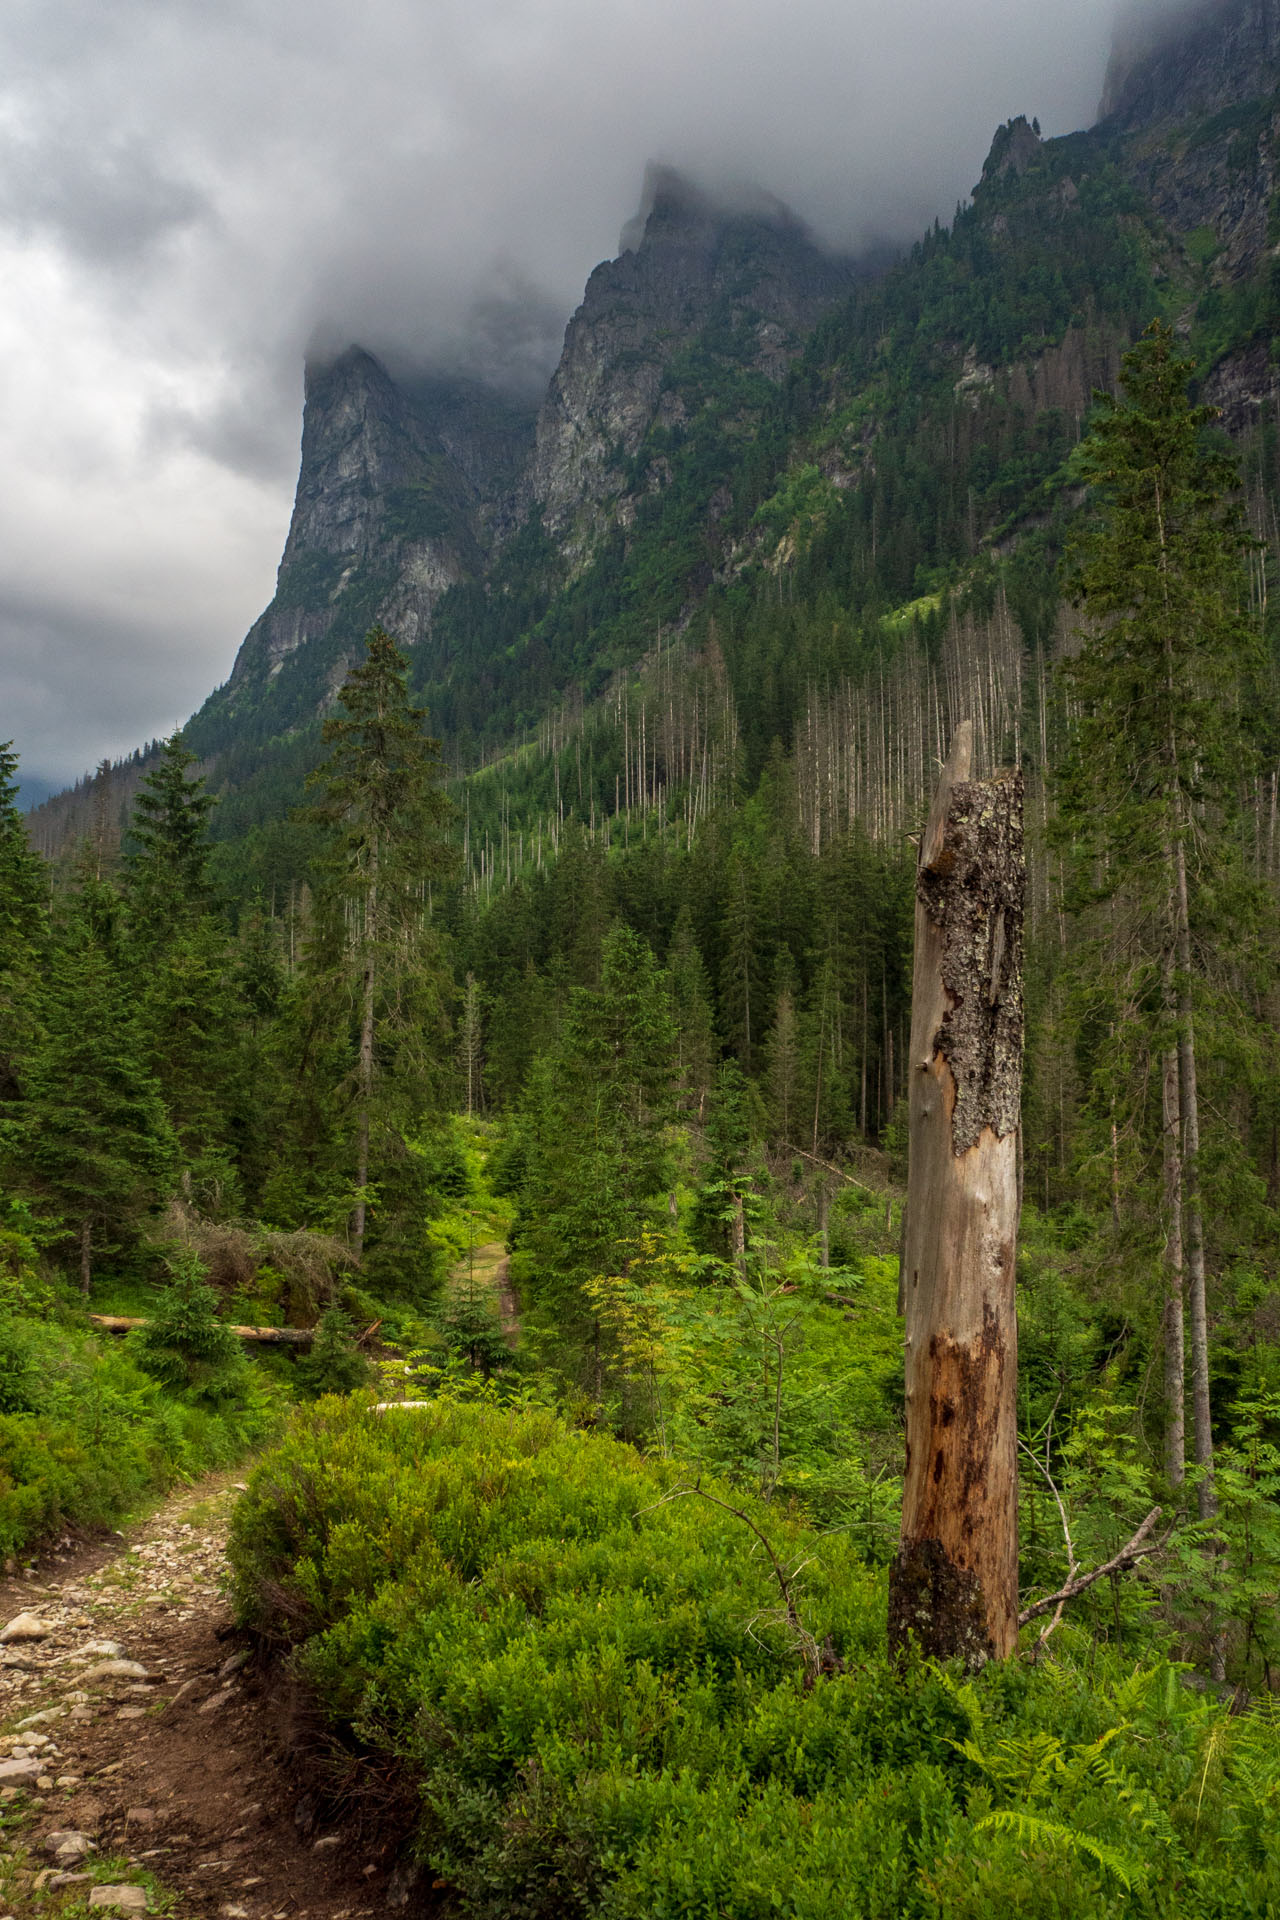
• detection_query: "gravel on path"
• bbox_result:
[0,1477,408,1920]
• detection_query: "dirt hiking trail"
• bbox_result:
[0,1477,408,1920]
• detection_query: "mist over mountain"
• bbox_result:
[0,0,1160,794]
[22,0,1280,880]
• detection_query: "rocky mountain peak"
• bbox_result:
[980,116,1043,182]
[528,164,855,553]
[225,346,535,699]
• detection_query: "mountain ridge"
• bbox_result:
[26,0,1280,866]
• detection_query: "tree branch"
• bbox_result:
[781,1142,880,1197]
[633,1482,801,1630]
[1018,1507,1166,1629]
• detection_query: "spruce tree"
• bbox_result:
[1062,320,1264,1537]
[304,627,453,1259]
[124,732,214,934]
[123,733,245,1197]
[513,925,677,1389]
[0,744,47,1110]
[666,906,716,1119]
[1,875,176,1289]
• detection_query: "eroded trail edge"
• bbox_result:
[0,1477,398,1920]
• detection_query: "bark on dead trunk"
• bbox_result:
[730,1192,747,1282]
[888,723,1025,1667]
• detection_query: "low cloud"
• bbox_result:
[0,0,1160,791]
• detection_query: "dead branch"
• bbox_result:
[1018,1507,1167,1629]
[782,1143,880,1197]
[634,1482,808,1640]
[1018,1436,1078,1654]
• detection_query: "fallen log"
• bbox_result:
[88,1313,314,1348]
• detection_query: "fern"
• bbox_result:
[975,1809,1149,1891]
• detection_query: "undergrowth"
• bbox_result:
[228,1394,1280,1919]
[0,1203,277,1560]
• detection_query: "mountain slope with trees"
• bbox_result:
[4,5,1280,1912]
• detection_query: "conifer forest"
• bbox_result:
[6,9,1280,1913]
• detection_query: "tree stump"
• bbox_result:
[888,722,1025,1666]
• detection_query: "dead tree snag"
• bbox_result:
[888,722,1025,1666]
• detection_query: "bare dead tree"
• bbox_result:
[888,722,1025,1666]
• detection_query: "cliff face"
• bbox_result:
[229,349,536,701]
[527,167,856,560]
[1100,0,1280,131]
[215,171,855,719]
[171,0,1280,770]
[1095,0,1280,292]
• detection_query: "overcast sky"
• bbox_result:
[0,0,1145,799]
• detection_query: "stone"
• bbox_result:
[49,1871,93,1888]
[88,1888,149,1913]
[16,1710,62,1729]
[313,1834,341,1849]
[80,1641,124,1659]
[115,1708,146,1721]
[44,1830,95,1862]
[0,1760,39,1784]
[84,1660,149,1681]
[0,1612,50,1644]
[124,1808,157,1829]
[55,1776,82,1788]
[386,1859,421,1909]
[198,1685,236,1714]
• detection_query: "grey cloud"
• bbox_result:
[0,592,208,790]
[0,0,1188,793]
[0,133,208,268]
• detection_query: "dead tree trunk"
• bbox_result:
[888,722,1025,1666]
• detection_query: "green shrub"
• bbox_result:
[295,1308,374,1399]
[132,1253,252,1408]
[230,1397,1280,1918]
[0,1322,273,1559]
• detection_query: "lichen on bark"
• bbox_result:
[886,1537,995,1669]
[917,768,1024,1155]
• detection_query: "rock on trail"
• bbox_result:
[0,1476,398,1918]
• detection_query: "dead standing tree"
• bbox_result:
[888,721,1025,1665]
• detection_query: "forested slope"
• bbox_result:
[5,8,1280,1913]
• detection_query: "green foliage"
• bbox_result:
[133,1254,253,1409]
[290,626,456,1265]
[229,1397,1280,1918]
[295,1306,375,1399]
[511,925,679,1384]
[0,1303,273,1561]
[0,873,178,1282]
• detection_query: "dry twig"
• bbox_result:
[1018,1507,1168,1631]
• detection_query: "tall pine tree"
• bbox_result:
[304,628,453,1260]
[1,873,176,1289]
[1062,321,1267,1544]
